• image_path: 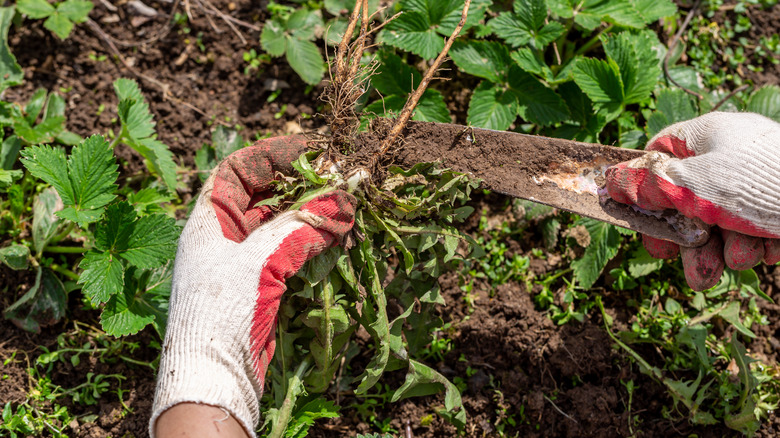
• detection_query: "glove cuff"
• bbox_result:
[149,350,259,438]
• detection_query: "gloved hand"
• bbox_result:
[149,136,356,437]
[605,112,780,291]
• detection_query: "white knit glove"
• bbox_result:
[606,112,780,290]
[149,136,356,436]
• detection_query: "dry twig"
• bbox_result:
[711,84,751,111]
[371,0,472,168]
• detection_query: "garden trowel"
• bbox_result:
[394,121,711,247]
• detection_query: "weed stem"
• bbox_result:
[45,246,86,254]
[268,358,312,438]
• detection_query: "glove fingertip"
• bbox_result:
[300,190,357,240]
[605,164,639,205]
[681,234,725,291]
[763,238,780,265]
[643,235,679,259]
[722,229,764,270]
[646,135,694,158]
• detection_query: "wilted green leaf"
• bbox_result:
[212,125,244,161]
[0,244,30,270]
[4,267,67,333]
[32,187,64,254]
[391,359,466,427]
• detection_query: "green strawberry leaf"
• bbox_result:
[67,135,119,210]
[509,66,569,126]
[511,48,548,78]
[120,213,180,268]
[135,138,178,192]
[0,8,24,93]
[16,0,55,19]
[115,78,156,139]
[450,40,512,84]
[101,286,156,336]
[25,88,48,124]
[647,88,697,137]
[21,135,118,226]
[56,206,104,226]
[57,0,93,22]
[490,0,565,49]
[747,85,780,122]
[383,11,441,60]
[114,78,178,191]
[43,12,74,40]
[572,57,623,117]
[324,0,379,16]
[13,115,65,144]
[20,144,75,205]
[285,36,325,85]
[603,31,659,104]
[79,250,125,304]
[94,202,136,252]
[629,0,676,23]
[467,81,518,130]
[260,18,287,57]
[414,90,450,123]
[286,8,323,41]
[372,51,420,96]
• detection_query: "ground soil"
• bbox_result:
[2,1,780,438]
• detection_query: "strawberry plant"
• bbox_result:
[15,0,93,40]
[1,76,181,337]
